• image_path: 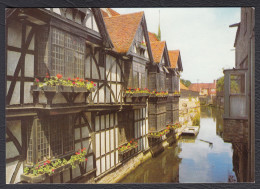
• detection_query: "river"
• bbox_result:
[118,106,237,183]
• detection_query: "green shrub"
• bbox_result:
[192,113,200,126]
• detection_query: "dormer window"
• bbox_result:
[65,9,73,20]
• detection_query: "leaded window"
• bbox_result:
[37,27,85,78]
[27,115,74,164]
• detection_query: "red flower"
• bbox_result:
[94,84,96,86]
[80,79,84,82]
[130,141,132,144]
[46,75,50,78]
[44,163,46,166]
[56,74,62,79]
[52,169,55,172]
[46,160,50,164]
[81,149,84,152]
[46,72,49,76]
[85,158,88,161]
[68,77,71,80]
[76,77,79,80]
[129,87,131,90]
[35,78,39,82]
[86,80,88,82]
[83,148,86,150]
[72,82,76,85]
[91,81,94,84]
[134,89,136,91]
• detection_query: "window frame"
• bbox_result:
[26,115,75,165]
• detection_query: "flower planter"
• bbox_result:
[124,93,149,104]
[118,147,136,162]
[31,85,93,93]
[20,160,81,183]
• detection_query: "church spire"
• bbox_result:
[158,10,161,41]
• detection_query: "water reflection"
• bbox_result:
[119,106,237,183]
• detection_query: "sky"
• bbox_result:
[114,8,240,83]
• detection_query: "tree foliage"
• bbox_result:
[180,79,191,87]
[216,75,240,93]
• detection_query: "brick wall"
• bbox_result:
[223,118,248,144]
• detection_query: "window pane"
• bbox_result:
[36,119,50,162]
[50,117,62,158]
[230,74,245,94]
[63,116,74,154]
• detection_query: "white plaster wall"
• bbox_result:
[116,64,121,82]
[85,56,91,78]
[106,154,110,170]
[111,63,116,81]
[100,131,105,156]
[10,81,20,105]
[106,114,109,129]
[75,13,81,24]
[105,86,110,103]
[111,84,116,103]
[95,133,100,157]
[96,159,100,175]
[106,56,111,81]
[100,67,104,80]
[26,25,35,50]
[116,84,121,101]
[115,127,118,148]
[110,114,114,127]
[101,156,105,173]
[110,129,114,151]
[38,92,47,104]
[86,16,92,29]
[6,142,19,159]
[99,85,104,103]
[105,130,109,153]
[95,116,99,131]
[24,82,33,103]
[86,155,93,172]
[53,8,61,15]
[14,163,23,184]
[92,58,99,80]
[74,128,80,141]
[6,120,21,145]
[115,150,118,164]
[93,19,99,32]
[82,126,89,138]
[8,21,22,48]
[111,152,114,167]
[100,115,105,130]
[7,51,21,76]
[6,160,18,184]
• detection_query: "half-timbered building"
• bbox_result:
[6,8,183,184]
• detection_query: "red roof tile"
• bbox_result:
[104,12,144,53]
[101,8,120,18]
[150,41,166,63]
[168,50,180,69]
[188,82,216,94]
[148,32,159,42]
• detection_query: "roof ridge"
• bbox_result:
[104,11,144,19]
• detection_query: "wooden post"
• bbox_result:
[224,72,230,118]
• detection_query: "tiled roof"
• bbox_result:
[148,32,159,42]
[180,82,189,90]
[104,12,144,53]
[168,50,180,69]
[150,41,166,63]
[101,8,120,17]
[188,82,216,94]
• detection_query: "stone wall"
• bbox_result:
[180,90,199,98]
[223,118,248,144]
[166,96,179,124]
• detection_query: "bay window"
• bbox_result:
[37,26,85,78]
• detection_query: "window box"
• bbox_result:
[118,147,136,162]
[20,160,80,183]
[31,85,94,93]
